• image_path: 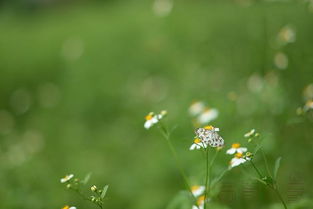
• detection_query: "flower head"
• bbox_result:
[244,129,256,138]
[226,143,247,155]
[229,152,248,168]
[192,195,206,209]
[197,108,219,125]
[62,206,76,209]
[191,185,205,197]
[189,101,205,116]
[91,185,97,192]
[60,174,74,183]
[144,110,167,129]
[278,25,296,44]
[189,138,207,150]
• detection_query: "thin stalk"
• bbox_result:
[208,149,218,194]
[272,186,288,209]
[158,124,199,208]
[204,149,218,209]
[249,160,263,179]
[204,149,209,209]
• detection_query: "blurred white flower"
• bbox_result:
[189,138,207,150]
[229,152,249,168]
[60,174,74,183]
[244,129,255,138]
[226,143,247,155]
[278,25,296,45]
[274,52,288,70]
[197,108,219,125]
[144,110,167,129]
[153,0,173,17]
[189,101,205,116]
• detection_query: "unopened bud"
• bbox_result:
[91,185,97,192]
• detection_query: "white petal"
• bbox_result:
[189,144,196,150]
[144,121,152,129]
[226,148,236,155]
[237,147,247,153]
[230,158,246,168]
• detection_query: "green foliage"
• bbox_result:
[0,1,312,209]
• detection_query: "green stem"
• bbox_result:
[272,186,288,209]
[204,149,218,209]
[204,149,209,209]
[249,160,263,179]
[158,124,199,208]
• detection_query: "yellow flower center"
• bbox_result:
[235,153,243,158]
[191,185,200,191]
[194,138,201,143]
[197,195,205,205]
[145,114,153,121]
[232,143,240,149]
[62,206,69,209]
[204,125,213,130]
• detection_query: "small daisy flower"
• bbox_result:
[189,138,207,150]
[197,108,219,125]
[60,174,74,183]
[229,152,250,169]
[62,206,76,209]
[244,129,255,138]
[191,185,205,197]
[274,52,288,70]
[192,195,205,209]
[226,143,247,155]
[189,101,205,116]
[203,125,219,132]
[278,25,296,44]
[144,111,167,129]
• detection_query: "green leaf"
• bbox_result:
[82,173,92,185]
[273,157,282,180]
[101,185,109,199]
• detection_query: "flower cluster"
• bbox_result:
[244,129,259,143]
[274,25,296,70]
[60,173,109,209]
[189,101,218,126]
[190,185,206,209]
[144,110,167,129]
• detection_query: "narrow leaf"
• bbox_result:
[101,185,109,199]
[273,157,282,180]
[82,173,92,185]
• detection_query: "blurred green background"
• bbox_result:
[0,0,313,209]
